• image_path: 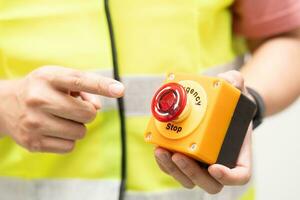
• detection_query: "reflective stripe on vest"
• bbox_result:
[0,178,253,200]
[96,56,244,116]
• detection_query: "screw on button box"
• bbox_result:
[144,73,256,168]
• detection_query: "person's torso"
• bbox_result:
[0,1,251,199]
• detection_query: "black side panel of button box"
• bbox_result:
[216,94,256,169]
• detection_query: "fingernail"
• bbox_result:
[176,159,187,169]
[213,169,224,179]
[109,82,125,96]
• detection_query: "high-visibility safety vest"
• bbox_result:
[0,0,254,200]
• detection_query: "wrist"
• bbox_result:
[0,79,22,137]
[246,87,266,129]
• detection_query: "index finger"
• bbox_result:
[50,69,125,98]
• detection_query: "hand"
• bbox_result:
[0,66,125,153]
[154,70,252,194]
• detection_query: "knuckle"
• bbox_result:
[71,76,84,90]
[21,135,41,152]
[25,91,47,107]
[96,80,106,94]
[96,83,102,94]
[187,171,197,179]
[31,66,54,80]
[28,139,42,152]
[19,133,31,148]
[184,167,197,178]
[47,74,58,86]
[23,115,41,129]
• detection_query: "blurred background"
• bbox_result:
[254,100,300,200]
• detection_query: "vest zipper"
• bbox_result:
[104,1,127,200]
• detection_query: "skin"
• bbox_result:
[242,28,300,116]
[0,26,299,196]
[155,28,300,194]
[155,71,253,194]
[0,66,125,153]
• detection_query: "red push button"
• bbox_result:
[151,82,187,122]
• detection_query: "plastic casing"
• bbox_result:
[144,73,241,164]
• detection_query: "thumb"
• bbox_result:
[218,70,245,91]
[80,92,101,110]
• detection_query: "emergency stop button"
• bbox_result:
[150,80,208,140]
[151,82,187,122]
[145,73,256,168]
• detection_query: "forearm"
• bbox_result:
[241,33,300,116]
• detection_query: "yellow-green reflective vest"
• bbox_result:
[0,0,254,199]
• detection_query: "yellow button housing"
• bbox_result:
[145,73,256,168]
